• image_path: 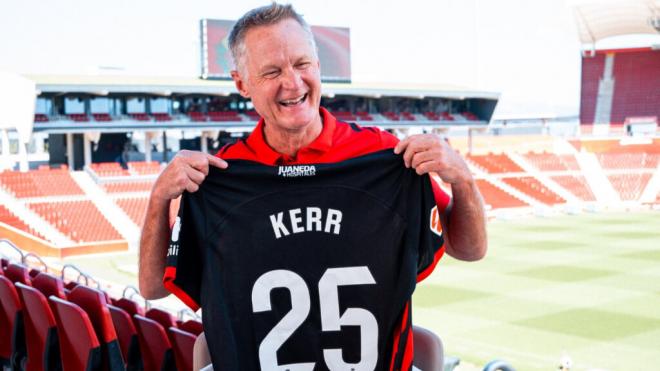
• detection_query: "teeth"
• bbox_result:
[280,94,306,106]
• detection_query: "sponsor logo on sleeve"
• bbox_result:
[168,216,181,257]
[429,206,443,237]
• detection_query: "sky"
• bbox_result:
[0,0,658,118]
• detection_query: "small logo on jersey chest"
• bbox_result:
[278,165,316,177]
[430,206,443,237]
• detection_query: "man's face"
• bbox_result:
[232,19,322,133]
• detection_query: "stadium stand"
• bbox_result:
[550,175,597,201]
[105,182,153,193]
[597,153,659,169]
[34,114,49,123]
[92,113,113,122]
[610,50,660,125]
[0,168,84,198]
[27,201,123,243]
[208,111,241,122]
[90,162,130,177]
[607,173,653,201]
[467,153,525,173]
[523,152,580,171]
[67,114,90,122]
[153,113,173,122]
[474,179,528,209]
[501,176,566,205]
[130,113,151,122]
[115,198,149,227]
[0,205,49,241]
[128,161,162,175]
[580,53,606,124]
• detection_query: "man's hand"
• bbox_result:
[152,150,228,201]
[393,134,471,184]
[395,134,487,262]
[139,150,227,300]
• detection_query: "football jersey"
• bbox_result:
[164,149,445,371]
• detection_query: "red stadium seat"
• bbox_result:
[114,297,145,319]
[67,286,124,370]
[0,276,22,367]
[178,320,203,336]
[32,272,67,302]
[108,305,141,370]
[145,307,177,330]
[15,282,62,371]
[5,263,32,286]
[134,315,175,371]
[168,327,196,371]
[64,281,79,291]
[49,296,102,371]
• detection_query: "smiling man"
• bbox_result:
[139,3,486,370]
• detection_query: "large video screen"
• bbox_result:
[201,19,351,83]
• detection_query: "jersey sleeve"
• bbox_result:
[414,173,447,282]
[163,193,205,311]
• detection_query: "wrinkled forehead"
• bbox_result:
[241,19,318,64]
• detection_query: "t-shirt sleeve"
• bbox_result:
[163,193,204,311]
[414,174,447,282]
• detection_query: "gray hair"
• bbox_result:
[229,3,317,74]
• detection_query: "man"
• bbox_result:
[139,3,486,370]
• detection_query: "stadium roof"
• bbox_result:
[27,74,500,100]
[571,0,660,44]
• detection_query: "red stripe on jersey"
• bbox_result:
[417,244,446,283]
[401,320,415,370]
[163,266,200,311]
[389,302,410,371]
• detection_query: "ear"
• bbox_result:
[231,70,250,98]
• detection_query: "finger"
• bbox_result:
[185,166,206,185]
[207,153,228,169]
[403,141,429,167]
[393,136,414,155]
[415,160,436,175]
[411,150,439,169]
[185,181,199,193]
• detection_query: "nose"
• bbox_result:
[280,66,304,91]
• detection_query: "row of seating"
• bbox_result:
[128,161,162,175]
[0,168,84,198]
[116,198,149,228]
[501,176,566,205]
[28,201,123,243]
[467,153,525,173]
[0,262,201,371]
[0,205,50,241]
[597,153,659,169]
[104,182,154,193]
[607,173,652,201]
[475,179,528,209]
[523,152,580,171]
[550,175,596,202]
[610,50,660,125]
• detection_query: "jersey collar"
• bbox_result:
[245,107,337,165]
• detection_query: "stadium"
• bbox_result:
[0,0,658,370]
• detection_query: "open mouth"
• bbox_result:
[279,93,308,107]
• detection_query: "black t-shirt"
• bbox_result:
[164,149,444,370]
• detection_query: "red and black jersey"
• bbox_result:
[163,108,449,370]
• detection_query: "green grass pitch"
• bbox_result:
[65,211,660,370]
[413,211,660,370]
